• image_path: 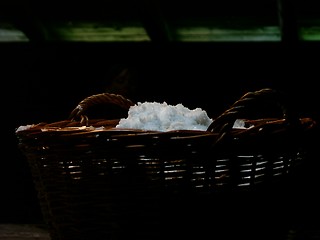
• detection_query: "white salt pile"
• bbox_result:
[15,124,35,132]
[116,102,213,131]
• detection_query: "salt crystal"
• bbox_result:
[116,102,213,131]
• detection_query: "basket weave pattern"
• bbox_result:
[16,88,316,240]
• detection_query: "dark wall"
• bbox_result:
[1,41,319,223]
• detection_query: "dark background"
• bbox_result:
[1,41,319,227]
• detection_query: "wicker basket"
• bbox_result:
[16,88,316,240]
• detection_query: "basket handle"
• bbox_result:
[69,92,135,126]
[207,88,300,143]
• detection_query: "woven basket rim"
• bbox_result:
[16,116,316,136]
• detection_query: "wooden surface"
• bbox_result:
[0,223,320,240]
[0,224,50,240]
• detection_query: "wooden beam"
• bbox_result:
[277,0,299,43]
[138,0,172,43]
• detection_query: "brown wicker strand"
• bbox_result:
[207,88,298,143]
[68,92,135,126]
